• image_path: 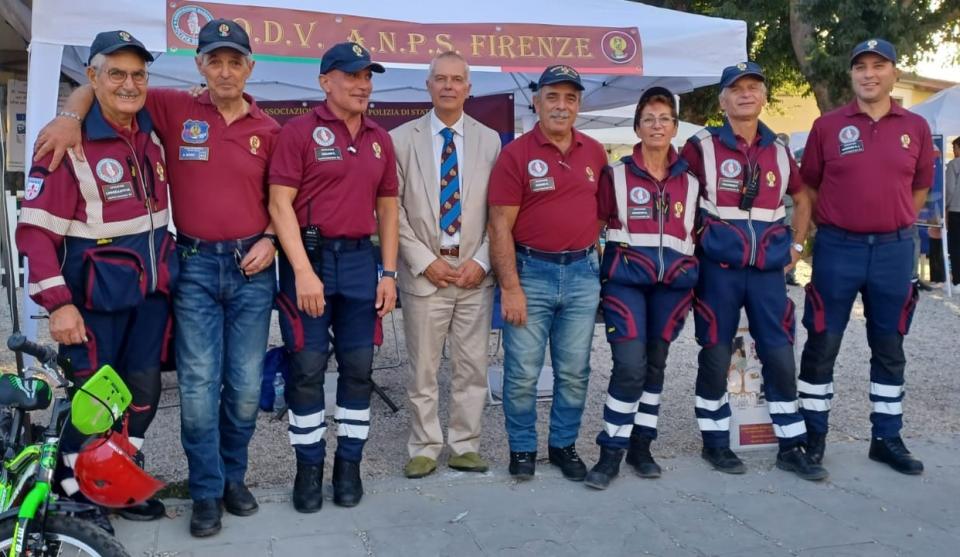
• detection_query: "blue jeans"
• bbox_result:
[175,245,275,501]
[502,250,601,452]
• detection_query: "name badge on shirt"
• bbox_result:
[718,178,742,192]
[839,141,864,156]
[179,146,210,161]
[838,125,864,156]
[102,181,135,202]
[628,207,652,220]
[529,177,555,192]
[315,147,343,162]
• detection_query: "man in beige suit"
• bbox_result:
[391,51,502,478]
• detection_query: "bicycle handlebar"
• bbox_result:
[7,333,72,372]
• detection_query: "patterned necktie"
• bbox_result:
[439,127,461,235]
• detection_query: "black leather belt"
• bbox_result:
[819,225,913,245]
[300,230,371,251]
[515,243,594,264]
[177,233,262,254]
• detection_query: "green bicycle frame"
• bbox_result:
[8,439,59,557]
[0,445,41,510]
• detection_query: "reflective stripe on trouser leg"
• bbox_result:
[333,347,374,462]
[867,334,906,439]
[695,343,733,447]
[798,332,843,434]
[635,339,669,440]
[286,350,329,465]
[754,343,806,449]
[597,340,646,449]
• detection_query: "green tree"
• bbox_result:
[638,1,960,123]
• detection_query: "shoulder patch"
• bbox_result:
[24,176,44,201]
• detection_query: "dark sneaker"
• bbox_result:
[332,457,363,507]
[869,437,924,475]
[625,435,662,478]
[701,446,746,474]
[548,444,587,481]
[223,481,259,516]
[805,431,826,465]
[508,451,536,480]
[776,446,829,481]
[584,447,624,490]
[117,498,165,521]
[293,462,324,513]
[189,498,222,538]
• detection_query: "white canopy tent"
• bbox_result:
[17,0,747,338]
[577,102,704,147]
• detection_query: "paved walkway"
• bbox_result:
[115,435,960,556]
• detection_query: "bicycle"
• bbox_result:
[0,332,150,557]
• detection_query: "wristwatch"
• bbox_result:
[381,270,397,280]
[262,233,278,247]
[792,242,804,254]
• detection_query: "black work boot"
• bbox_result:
[332,457,364,507]
[223,481,259,516]
[805,431,827,465]
[625,434,661,478]
[293,461,324,513]
[189,498,222,538]
[117,498,165,521]
[584,447,624,490]
[701,446,746,474]
[776,446,829,481]
[869,437,924,475]
[548,444,587,481]
[508,451,537,480]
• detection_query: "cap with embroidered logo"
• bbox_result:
[537,65,585,91]
[320,42,386,75]
[88,30,154,65]
[719,61,765,89]
[849,38,897,66]
[197,18,251,56]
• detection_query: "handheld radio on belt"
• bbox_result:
[738,161,761,211]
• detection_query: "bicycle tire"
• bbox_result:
[0,515,129,557]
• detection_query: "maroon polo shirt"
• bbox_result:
[268,102,398,237]
[801,99,935,233]
[488,125,607,252]
[145,89,279,241]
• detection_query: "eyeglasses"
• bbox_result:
[639,116,676,128]
[102,68,148,85]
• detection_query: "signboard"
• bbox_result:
[167,1,642,74]
[728,315,777,450]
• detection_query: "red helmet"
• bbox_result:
[74,430,164,508]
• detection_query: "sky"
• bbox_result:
[913,47,960,82]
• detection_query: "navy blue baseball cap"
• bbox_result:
[537,64,585,91]
[88,30,153,65]
[320,42,385,75]
[197,19,251,56]
[719,61,765,89]
[850,38,897,66]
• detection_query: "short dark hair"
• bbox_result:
[633,92,678,130]
[953,136,960,149]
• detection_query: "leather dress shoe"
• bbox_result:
[332,457,363,507]
[869,437,924,475]
[224,481,259,516]
[190,498,222,538]
[701,446,746,474]
[293,461,324,513]
[548,444,587,481]
[509,451,536,480]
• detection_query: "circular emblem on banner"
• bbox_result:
[720,159,742,178]
[171,5,215,46]
[629,186,651,204]
[839,125,860,143]
[313,126,336,147]
[600,31,638,64]
[527,159,549,177]
[96,158,124,184]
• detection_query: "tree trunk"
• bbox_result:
[788,0,838,114]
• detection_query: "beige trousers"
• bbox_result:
[401,282,494,459]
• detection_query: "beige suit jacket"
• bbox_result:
[391,112,501,296]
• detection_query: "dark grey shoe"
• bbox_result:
[509,451,536,480]
[293,461,324,513]
[805,431,826,465]
[332,457,364,507]
[869,437,923,475]
[190,498,222,538]
[584,447,624,490]
[548,444,587,481]
[223,481,259,516]
[625,435,662,478]
[776,446,829,481]
[701,446,746,474]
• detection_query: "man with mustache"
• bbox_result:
[797,39,935,475]
[268,41,399,511]
[488,65,607,481]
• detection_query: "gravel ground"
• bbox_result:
[2,259,958,495]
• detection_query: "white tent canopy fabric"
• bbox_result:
[909,85,960,136]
